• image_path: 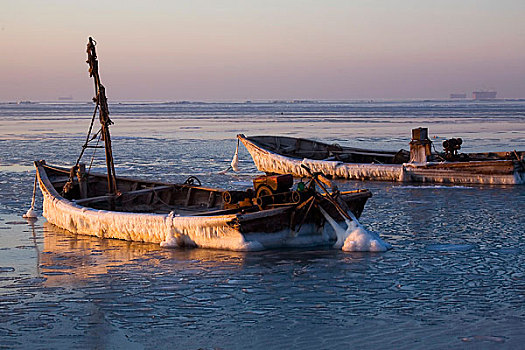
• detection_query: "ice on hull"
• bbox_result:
[41,189,343,251]
[40,179,249,251]
[404,163,524,185]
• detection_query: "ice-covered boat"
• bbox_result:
[31,37,373,251]
[238,129,525,185]
[35,161,372,251]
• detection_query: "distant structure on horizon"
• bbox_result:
[473,91,497,100]
[450,93,467,99]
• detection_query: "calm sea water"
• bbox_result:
[0,100,524,349]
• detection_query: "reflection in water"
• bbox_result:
[40,222,248,287]
[27,218,40,277]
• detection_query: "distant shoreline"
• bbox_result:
[2,98,525,104]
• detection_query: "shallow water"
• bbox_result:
[0,100,524,349]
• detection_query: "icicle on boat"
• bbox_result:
[238,129,525,185]
[33,37,374,251]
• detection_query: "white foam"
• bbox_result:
[319,207,391,252]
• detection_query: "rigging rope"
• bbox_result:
[87,129,102,176]
[61,102,100,196]
[75,101,100,166]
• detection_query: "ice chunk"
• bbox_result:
[319,207,391,252]
[231,146,240,172]
[23,207,38,219]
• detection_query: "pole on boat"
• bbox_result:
[86,37,118,195]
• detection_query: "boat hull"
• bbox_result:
[239,135,525,185]
[35,161,371,251]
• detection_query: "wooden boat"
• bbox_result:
[35,161,371,251]
[32,37,373,251]
[238,129,525,185]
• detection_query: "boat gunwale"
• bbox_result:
[40,162,223,193]
[239,134,400,157]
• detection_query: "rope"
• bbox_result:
[152,190,172,207]
[74,101,100,168]
[87,129,102,176]
[62,102,100,196]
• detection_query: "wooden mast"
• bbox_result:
[86,37,118,195]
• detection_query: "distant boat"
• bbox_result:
[473,91,497,100]
[17,100,33,105]
[58,96,73,101]
[450,93,467,99]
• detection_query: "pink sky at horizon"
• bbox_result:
[2,0,525,101]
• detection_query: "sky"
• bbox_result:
[1,0,525,101]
